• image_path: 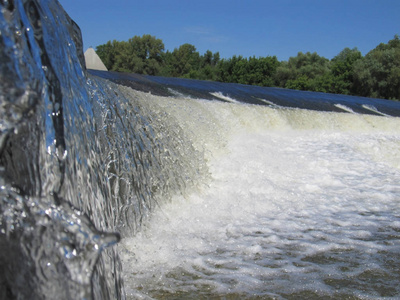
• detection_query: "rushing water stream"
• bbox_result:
[1,1,400,299]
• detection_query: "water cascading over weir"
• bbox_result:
[0,0,207,298]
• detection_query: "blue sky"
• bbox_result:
[59,0,400,61]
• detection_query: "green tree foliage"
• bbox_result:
[352,35,400,100]
[165,43,200,77]
[160,46,221,80]
[329,47,362,95]
[96,40,117,70]
[217,55,279,86]
[96,34,164,75]
[275,52,331,92]
[95,34,400,101]
[198,50,220,81]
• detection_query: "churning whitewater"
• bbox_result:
[118,90,400,299]
[1,1,400,299]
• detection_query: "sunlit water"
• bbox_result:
[119,93,400,299]
[1,1,400,299]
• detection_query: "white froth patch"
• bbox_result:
[118,92,400,298]
[334,103,356,114]
[210,91,241,103]
[362,104,390,116]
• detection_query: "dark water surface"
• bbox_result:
[90,69,400,117]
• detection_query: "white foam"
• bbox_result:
[167,87,187,98]
[256,97,282,108]
[334,103,356,114]
[118,90,400,298]
[210,91,241,104]
[362,104,389,116]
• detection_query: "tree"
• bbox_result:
[96,35,165,75]
[171,43,200,78]
[329,47,362,95]
[353,35,400,100]
[128,34,164,75]
[96,40,120,70]
[216,55,279,86]
[95,33,400,100]
[248,56,279,86]
[217,55,243,83]
[275,52,330,91]
[111,41,138,73]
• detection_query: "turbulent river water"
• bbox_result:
[1,1,400,299]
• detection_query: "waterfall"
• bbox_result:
[1,1,400,299]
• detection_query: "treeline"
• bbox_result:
[96,34,400,101]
